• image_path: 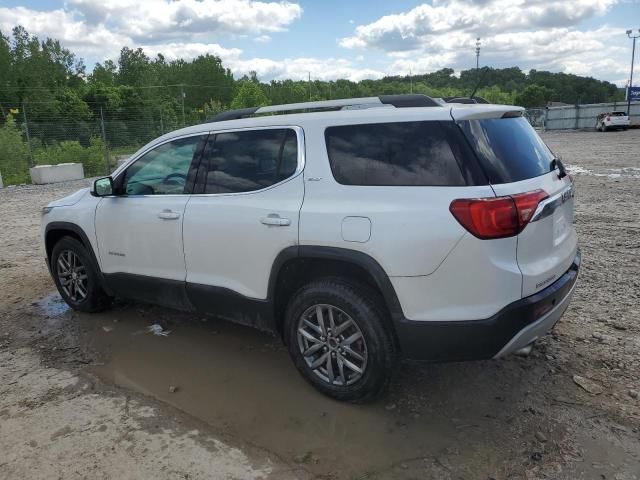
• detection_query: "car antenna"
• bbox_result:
[469,67,489,101]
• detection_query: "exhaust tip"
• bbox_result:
[514,344,534,357]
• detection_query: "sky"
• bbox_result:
[0,0,638,86]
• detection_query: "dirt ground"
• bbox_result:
[1,129,639,480]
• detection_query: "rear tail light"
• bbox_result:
[450,189,548,239]
[606,116,611,121]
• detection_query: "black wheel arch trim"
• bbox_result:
[267,245,404,321]
[44,221,110,294]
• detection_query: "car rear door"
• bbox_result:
[182,126,304,326]
[456,113,578,297]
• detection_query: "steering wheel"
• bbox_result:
[163,172,187,186]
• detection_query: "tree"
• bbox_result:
[230,82,269,109]
[90,60,117,85]
[514,85,553,108]
[0,115,30,185]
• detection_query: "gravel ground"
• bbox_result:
[0,129,638,479]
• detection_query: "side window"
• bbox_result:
[202,128,298,194]
[325,121,470,186]
[124,135,206,195]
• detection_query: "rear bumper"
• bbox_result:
[394,249,581,361]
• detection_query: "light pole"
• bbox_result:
[626,29,639,118]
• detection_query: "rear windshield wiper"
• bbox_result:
[550,157,567,179]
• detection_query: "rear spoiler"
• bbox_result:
[450,105,525,121]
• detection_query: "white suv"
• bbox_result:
[596,111,630,131]
[41,95,580,402]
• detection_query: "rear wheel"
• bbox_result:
[51,236,111,312]
[284,278,397,402]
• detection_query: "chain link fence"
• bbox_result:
[0,105,209,186]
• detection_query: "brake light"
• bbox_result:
[450,189,548,239]
[606,116,611,121]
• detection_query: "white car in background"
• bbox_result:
[41,95,580,402]
[596,111,630,131]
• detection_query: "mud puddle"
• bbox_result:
[37,293,640,479]
[76,302,463,478]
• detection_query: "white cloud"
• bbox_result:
[0,0,630,85]
[0,6,129,59]
[340,0,629,84]
[228,57,384,81]
[0,1,301,61]
[67,0,302,40]
[140,42,243,62]
[340,0,618,51]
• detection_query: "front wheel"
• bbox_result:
[51,236,111,312]
[284,278,397,402]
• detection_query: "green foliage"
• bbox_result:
[514,85,554,108]
[34,137,107,177]
[231,82,270,109]
[476,85,516,105]
[0,115,30,185]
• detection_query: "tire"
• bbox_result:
[51,236,111,312]
[284,278,397,402]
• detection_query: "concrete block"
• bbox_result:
[30,163,85,185]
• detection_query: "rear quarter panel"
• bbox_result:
[298,119,496,277]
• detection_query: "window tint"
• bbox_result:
[458,117,553,184]
[125,135,206,195]
[202,128,298,194]
[325,121,471,186]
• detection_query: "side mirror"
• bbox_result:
[91,177,114,197]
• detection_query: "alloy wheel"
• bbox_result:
[297,304,368,386]
[56,250,88,303]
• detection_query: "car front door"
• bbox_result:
[95,133,207,308]
[182,126,304,328]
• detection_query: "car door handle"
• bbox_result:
[158,210,181,220]
[260,215,291,226]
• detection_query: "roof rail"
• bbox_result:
[205,94,440,122]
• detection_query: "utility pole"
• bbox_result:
[626,29,639,119]
[180,84,186,126]
[160,109,164,135]
[308,72,311,101]
[22,103,34,167]
[475,38,481,73]
[410,69,413,94]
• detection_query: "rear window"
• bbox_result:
[611,112,627,116]
[458,117,554,184]
[325,121,480,186]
